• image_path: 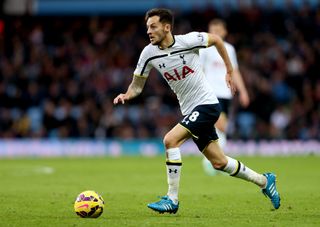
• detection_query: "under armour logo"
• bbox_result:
[159,63,165,68]
[169,168,178,174]
[180,54,186,64]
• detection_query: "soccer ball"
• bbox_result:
[74,190,104,218]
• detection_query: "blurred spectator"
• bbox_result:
[0,5,319,140]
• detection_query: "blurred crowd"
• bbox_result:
[0,3,319,140]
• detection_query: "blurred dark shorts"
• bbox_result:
[217,98,231,115]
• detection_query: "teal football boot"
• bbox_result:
[147,196,179,214]
[262,173,281,209]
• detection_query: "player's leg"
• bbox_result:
[163,124,190,204]
[215,111,228,132]
[203,142,266,187]
[214,112,227,147]
[202,98,230,175]
[147,124,190,213]
[202,112,228,175]
[214,98,230,148]
[203,142,281,209]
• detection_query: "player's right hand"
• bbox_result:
[113,93,128,105]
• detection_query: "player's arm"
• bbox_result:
[207,33,233,73]
[207,33,236,94]
[233,68,250,107]
[113,75,147,105]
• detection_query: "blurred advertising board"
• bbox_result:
[0,139,319,157]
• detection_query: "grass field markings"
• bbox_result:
[33,166,55,174]
[8,165,55,176]
[0,156,319,226]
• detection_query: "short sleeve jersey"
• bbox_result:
[134,32,218,115]
[199,41,238,99]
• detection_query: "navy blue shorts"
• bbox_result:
[179,104,221,152]
[217,98,231,115]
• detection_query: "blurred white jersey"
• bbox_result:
[134,32,218,115]
[200,41,238,99]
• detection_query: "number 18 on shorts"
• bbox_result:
[179,104,221,152]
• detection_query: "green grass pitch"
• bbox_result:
[0,156,319,226]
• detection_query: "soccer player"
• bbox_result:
[199,19,250,174]
[113,8,280,213]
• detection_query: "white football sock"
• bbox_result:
[166,148,182,204]
[223,156,266,188]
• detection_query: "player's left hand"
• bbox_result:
[226,72,236,95]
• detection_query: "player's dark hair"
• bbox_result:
[209,19,226,29]
[145,8,174,30]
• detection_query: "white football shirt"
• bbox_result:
[134,32,219,115]
[200,41,238,99]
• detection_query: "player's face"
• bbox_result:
[146,16,170,45]
[209,24,227,39]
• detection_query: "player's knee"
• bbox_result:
[163,134,178,149]
[211,158,228,170]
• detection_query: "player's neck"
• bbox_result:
[158,34,174,50]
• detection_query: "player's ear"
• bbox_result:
[164,23,171,32]
[222,27,228,38]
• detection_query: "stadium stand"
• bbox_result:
[0,2,319,140]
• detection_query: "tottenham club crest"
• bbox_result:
[179,54,186,64]
[197,33,204,42]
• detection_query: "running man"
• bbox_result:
[113,8,280,213]
[200,19,250,174]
